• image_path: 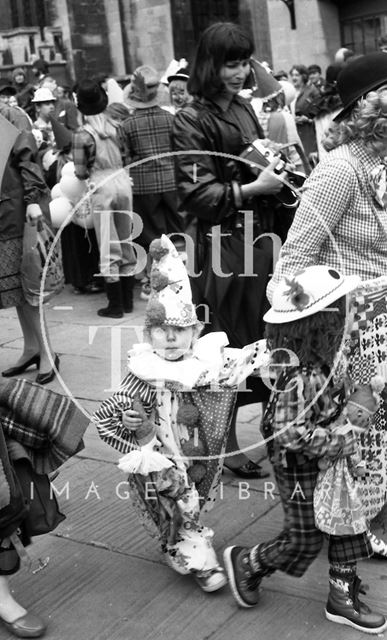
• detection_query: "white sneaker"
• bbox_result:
[195,568,228,592]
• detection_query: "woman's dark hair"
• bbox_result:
[265,295,347,368]
[289,64,309,85]
[188,22,254,99]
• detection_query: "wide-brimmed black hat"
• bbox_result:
[334,52,387,121]
[0,78,16,95]
[76,80,108,115]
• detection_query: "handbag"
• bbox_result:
[314,457,367,536]
[20,219,64,306]
[13,459,65,537]
[0,428,28,542]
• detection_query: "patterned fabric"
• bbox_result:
[347,278,387,520]
[262,366,357,462]
[257,460,371,577]
[0,378,88,473]
[122,106,176,194]
[93,372,237,506]
[314,457,367,535]
[0,237,24,308]
[72,128,97,180]
[128,469,219,574]
[93,372,156,453]
[268,140,387,301]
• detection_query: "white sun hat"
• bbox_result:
[264,266,361,324]
[31,87,56,102]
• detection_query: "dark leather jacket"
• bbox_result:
[172,95,265,232]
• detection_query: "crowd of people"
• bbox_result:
[0,22,387,638]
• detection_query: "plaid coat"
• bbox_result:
[121,106,176,194]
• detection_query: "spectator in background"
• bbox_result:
[31,58,49,87]
[0,95,58,385]
[12,67,35,117]
[40,76,79,132]
[122,65,183,300]
[0,79,18,108]
[289,64,322,162]
[314,63,343,159]
[379,34,387,53]
[334,47,355,67]
[73,80,136,318]
[31,87,56,147]
[307,64,325,93]
[273,69,288,81]
[167,68,192,114]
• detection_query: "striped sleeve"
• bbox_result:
[92,372,156,454]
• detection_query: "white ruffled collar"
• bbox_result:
[127,332,229,389]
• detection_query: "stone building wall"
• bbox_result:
[267,0,340,72]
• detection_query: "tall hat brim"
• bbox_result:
[50,117,72,150]
[249,58,282,101]
[333,52,387,122]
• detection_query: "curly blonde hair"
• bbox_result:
[323,86,387,156]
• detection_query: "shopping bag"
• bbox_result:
[20,219,64,306]
[314,457,367,535]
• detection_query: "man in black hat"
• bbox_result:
[0,80,31,131]
[0,79,17,106]
[167,67,191,114]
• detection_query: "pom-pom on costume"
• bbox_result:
[93,236,268,580]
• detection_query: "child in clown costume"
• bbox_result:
[93,235,267,592]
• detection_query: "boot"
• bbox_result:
[325,568,387,634]
[97,281,124,318]
[121,276,134,313]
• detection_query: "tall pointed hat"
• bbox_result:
[145,235,197,328]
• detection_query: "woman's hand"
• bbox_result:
[26,203,43,226]
[122,409,143,430]
[242,157,285,199]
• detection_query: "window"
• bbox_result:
[341,13,387,53]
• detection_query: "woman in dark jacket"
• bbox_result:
[172,22,284,476]
[0,102,58,384]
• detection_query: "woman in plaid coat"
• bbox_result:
[224,266,386,634]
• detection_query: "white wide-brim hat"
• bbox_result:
[264,266,361,324]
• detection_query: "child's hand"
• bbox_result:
[122,409,143,431]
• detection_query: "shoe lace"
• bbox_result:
[351,575,369,612]
[240,562,262,591]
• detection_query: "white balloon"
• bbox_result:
[59,174,86,203]
[51,183,64,199]
[49,197,73,228]
[61,161,75,177]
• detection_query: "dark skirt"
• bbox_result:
[0,236,24,309]
[60,223,100,290]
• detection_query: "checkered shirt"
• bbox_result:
[122,107,176,194]
[267,140,387,302]
[264,367,357,461]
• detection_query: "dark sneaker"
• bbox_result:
[326,573,387,634]
[223,546,262,608]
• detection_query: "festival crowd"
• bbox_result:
[0,21,387,638]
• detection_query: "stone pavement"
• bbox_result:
[0,284,386,640]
